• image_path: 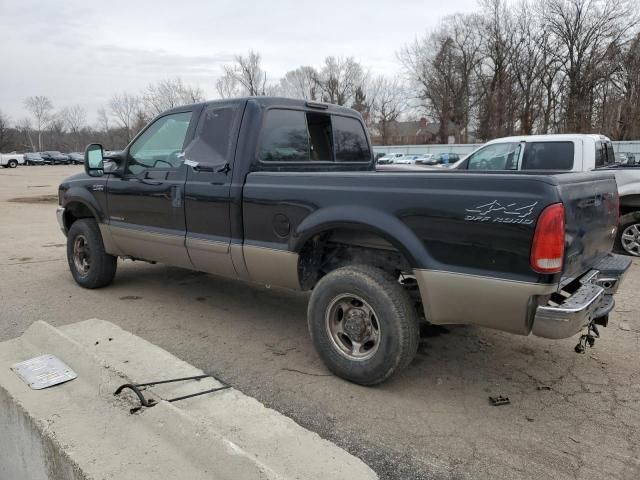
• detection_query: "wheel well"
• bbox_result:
[620,195,640,216]
[64,202,95,230]
[297,228,414,290]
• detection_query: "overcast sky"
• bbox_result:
[0,0,480,124]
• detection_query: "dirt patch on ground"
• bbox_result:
[8,194,58,204]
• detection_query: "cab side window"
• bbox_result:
[467,142,521,170]
[184,105,236,167]
[258,109,370,163]
[595,141,605,168]
[605,142,616,166]
[128,112,192,175]
[333,115,371,162]
[258,110,309,162]
[522,142,574,170]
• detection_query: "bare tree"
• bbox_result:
[219,50,267,97]
[24,95,53,151]
[542,0,639,132]
[366,76,408,143]
[316,57,365,106]
[399,14,483,143]
[47,114,67,150]
[96,106,115,147]
[476,0,518,139]
[61,104,87,151]
[97,107,110,133]
[276,66,319,100]
[17,118,36,152]
[0,110,13,152]
[616,32,640,139]
[143,78,205,117]
[215,73,242,99]
[109,92,140,142]
[509,1,547,134]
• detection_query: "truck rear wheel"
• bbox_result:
[616,212,640,257]
[66,218,117,288]
[307,265,419,385]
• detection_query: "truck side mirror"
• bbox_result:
[85,144,104,177]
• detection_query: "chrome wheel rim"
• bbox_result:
[621,223,640,256]
[325,294,381,361]
[73,234,91,275]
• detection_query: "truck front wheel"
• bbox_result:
[66,219,117,288]
[8,160,18,168]
[616,212,640,257]
[307,265,419,385]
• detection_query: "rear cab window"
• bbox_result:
[258,109,371,165]
[522,142,574,170]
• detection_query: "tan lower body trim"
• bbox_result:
[109,225,194,270]
[414,269,557,335]
[243,245,300,290]
[99,224,124,257]
[230,243,250,280]
[186,237,237,278]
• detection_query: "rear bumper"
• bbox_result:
[532,254,631,339]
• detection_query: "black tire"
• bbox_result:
[66,218,117,288]
[615,212,640,257]
[8,160,18,168]
[307,264,420,385]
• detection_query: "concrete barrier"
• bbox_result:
[0,319,377,480]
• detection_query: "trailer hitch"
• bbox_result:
[574,322,600,354]
[114,374,230,413]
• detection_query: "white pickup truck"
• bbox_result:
[0,152,25,168]
[453,134,640,256]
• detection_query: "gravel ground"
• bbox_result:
[1,165,639,480]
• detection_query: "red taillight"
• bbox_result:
[531,203,565,274]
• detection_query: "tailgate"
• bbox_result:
[557,172,619,284]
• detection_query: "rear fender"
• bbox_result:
[290,206,433,269]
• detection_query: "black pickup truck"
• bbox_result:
[56,97,630,385]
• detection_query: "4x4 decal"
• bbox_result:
[465,200,538,225]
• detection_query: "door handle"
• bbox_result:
[192,162,231,174]
[126,176,162,186]
[216,163,231,174]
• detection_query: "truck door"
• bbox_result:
[106,109,195,269]
[183,101,244,278]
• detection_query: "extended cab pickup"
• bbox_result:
[454,134,640,257]
[0,152,25,168]
[57,98,630,385]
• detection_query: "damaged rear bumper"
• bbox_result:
[532,254,631,339]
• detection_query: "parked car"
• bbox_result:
[394,154,422,164]
[24,152,46,166]
[615,152,638,165]
[615,153,629,164]
[57,98,629,385]
[452,134,640,257]
[67,152,84,164]
[434,152,460,165]
[41,151,70,165]
[414,154,437,165]
[376,152,405,164]
[376,162,439,171]
[0,152,25,168]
